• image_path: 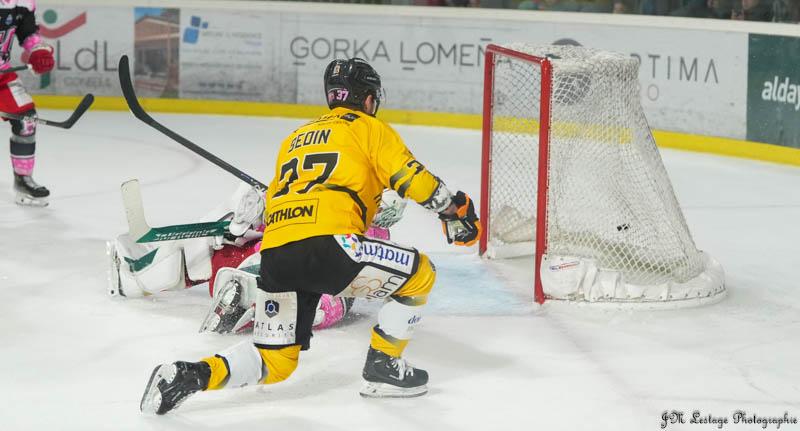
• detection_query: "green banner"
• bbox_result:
[747,34,800,149]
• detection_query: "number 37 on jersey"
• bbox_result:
[261,108,443,249]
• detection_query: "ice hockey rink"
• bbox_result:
[1,109,799,430]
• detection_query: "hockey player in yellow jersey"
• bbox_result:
[140,58,481,415]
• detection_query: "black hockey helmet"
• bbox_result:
[324,58,383,115]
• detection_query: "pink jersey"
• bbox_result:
[0,1,40,69]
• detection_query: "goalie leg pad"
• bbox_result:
[121,243,185,296]
[109,235,186,297]
[199,267,259,334]
[182,237,214,282]
[205,340,265,389]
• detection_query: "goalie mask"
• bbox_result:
[324,58,384,116]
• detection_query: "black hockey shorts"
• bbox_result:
[257,234,421,350]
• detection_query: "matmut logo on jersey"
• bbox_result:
[264,199,318,232]
[361,242,416,275]
[335,235,416,274]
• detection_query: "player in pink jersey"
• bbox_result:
[0,1,55,206]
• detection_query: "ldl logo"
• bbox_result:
[265,300,280,318]
[183,16,208,44]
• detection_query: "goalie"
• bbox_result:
[107,184,408,332]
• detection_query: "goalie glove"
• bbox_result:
[371,189,407,229]
[228,186,265,237]
[438,191,481,247]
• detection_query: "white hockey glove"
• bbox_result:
[371,189,407,229]
[228,186,265,237]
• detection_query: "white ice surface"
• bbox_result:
[1,110,799,430]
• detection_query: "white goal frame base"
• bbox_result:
[540,252,725,309]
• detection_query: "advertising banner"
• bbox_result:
[21,6,132,97]
[276,15,748,139]
[19,3,753,140]
[278,14,517,114]
[134,7,180,98]
[546,25,749,140]
[747,34,800,149]
[178,9,280,101]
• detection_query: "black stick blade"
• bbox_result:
[57,93,95,129]
[118,55,153,125]
[29,93,94,129]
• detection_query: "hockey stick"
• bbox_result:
[0,64,32,74]
[0,93,95,129]
[117,55,267,191]
[121,179,231,243]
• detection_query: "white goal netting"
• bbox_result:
[483,44,725,306]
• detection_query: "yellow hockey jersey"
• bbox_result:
[261,107,450,249]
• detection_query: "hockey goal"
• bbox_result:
[479,43,725,307]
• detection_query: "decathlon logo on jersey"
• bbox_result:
[361,242,415,274]
[264,199,318,232]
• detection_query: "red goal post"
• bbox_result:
[480,44,551,304]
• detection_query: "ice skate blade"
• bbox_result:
[198,279,241,333]
[140,363,175,415]
[106,241,122,297]
[359,381,428,398]
[14,193,48,207]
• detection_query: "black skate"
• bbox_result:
[360,347,428,398]
[14,173,49,207]
[140,361,210,415]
